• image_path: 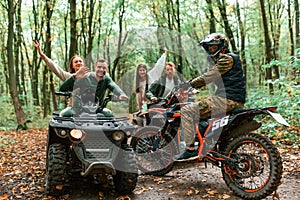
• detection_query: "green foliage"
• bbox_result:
[0,96,18,131]
[0,95,49,131]
[0,0,298,148]
[261,59,288,70]
[261,58,300,72]
[246,80,300,145]
[246,79,299,124]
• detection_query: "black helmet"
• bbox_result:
[199,33,229,56]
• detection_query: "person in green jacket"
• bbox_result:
[60,59,128,117]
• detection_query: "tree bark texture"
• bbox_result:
[7,0,27,129]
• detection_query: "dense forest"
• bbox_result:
[0,0,299,136]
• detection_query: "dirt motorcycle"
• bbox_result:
[131,88,196,128]
[131,85,288,200]
[45,89,138,196]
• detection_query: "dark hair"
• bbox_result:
[95,58,108,66]
[135,64,148,93]
[68,55,84,73]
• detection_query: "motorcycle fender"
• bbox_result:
[267,110,290,127]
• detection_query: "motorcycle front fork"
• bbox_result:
[152,121,169,151]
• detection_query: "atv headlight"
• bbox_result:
[112,131,124,141]
[70,129,84,140]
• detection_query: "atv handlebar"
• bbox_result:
[109,94,128,102]
[55,91,72,97]
[55,90,127,115]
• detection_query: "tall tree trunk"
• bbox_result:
[31,0,41,106]
[205,0,216,33]
[235,0,247,80]
[0,40,8,94]
[216,0,237,53]
[47,1,57,114]
[69,0,77,60]
[21,33,33,105]
[97,2,103,55]
[6,0,27,129]
[112,0,125,81]
[79,1,87,58]
[268,0,283,80]
[64,11,68,69]
[15,0,22,102]
[176,0,183,74]
[87,0,96,68]
[288,0,294,56]
[295,0,300,48]
[259,0,274,93]
[15,0,28,104]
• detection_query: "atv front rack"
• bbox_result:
[53,116,130,123]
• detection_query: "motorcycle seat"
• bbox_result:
[228,108,249,115]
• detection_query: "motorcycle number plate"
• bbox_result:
[267,110,290,127]
[212,116,229,131]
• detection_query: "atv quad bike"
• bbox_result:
[45,91,138,196]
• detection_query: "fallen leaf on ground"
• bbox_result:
[205,188,218,195]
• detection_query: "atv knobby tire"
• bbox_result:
[45,143,68,196]
[113,147,138,195]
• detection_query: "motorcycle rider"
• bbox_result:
[174,33,246,162]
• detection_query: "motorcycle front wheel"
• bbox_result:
[131,126,176,176]
[221,133,283,200]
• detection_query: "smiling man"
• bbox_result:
[60,59,127,116]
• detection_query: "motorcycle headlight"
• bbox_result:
[112,131,124,141]
[70,129,84,140]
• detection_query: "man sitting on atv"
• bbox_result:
[173,33,246,162]
[60,58,128,116]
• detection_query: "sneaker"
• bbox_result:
[173,149,199,162]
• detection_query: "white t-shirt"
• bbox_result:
[138,79,147,99]
[163,77,175,97]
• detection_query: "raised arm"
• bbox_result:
[147,47,168,83]
[34,41,71,81]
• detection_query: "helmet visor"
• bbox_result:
[207,45,219,55]
[202,44,220,56]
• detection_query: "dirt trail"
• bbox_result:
[0,129,299,200]
[67,162,299,200]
